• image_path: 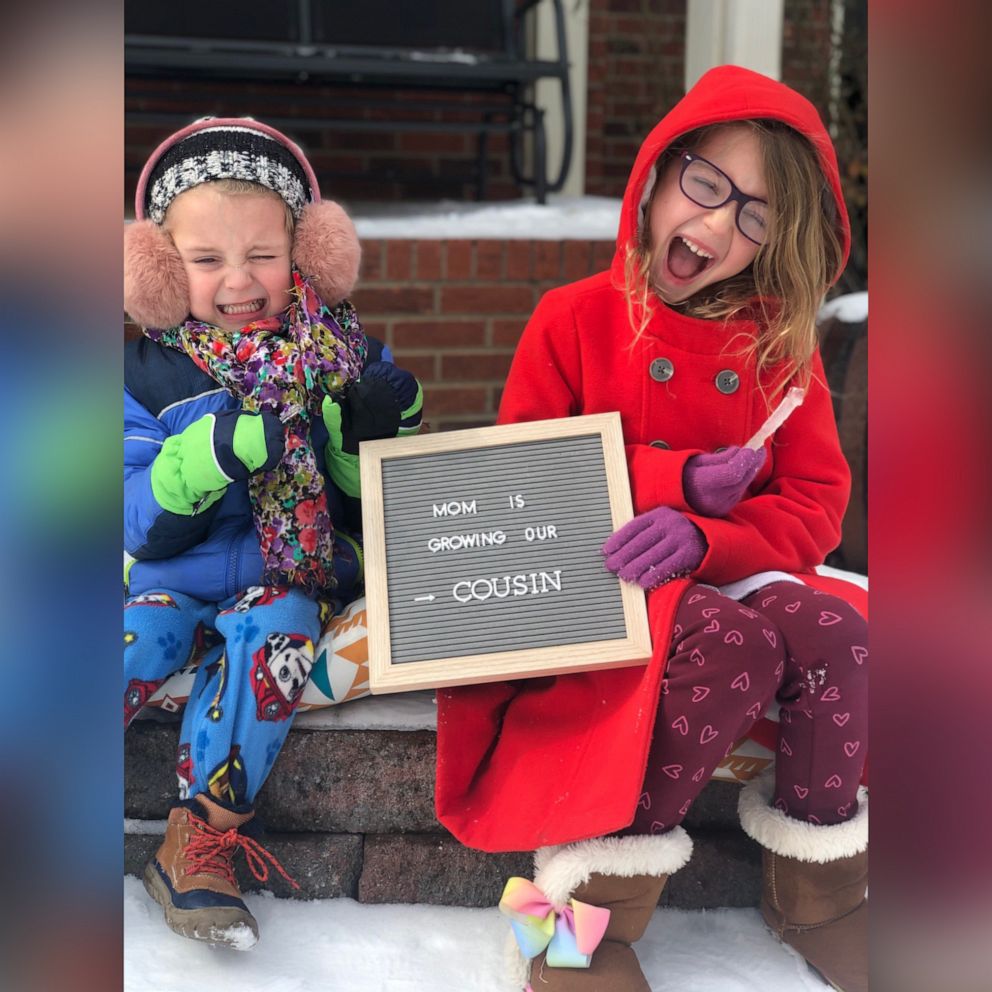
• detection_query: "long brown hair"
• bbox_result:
[624,119,843,393]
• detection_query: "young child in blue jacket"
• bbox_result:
[123,118,422,948]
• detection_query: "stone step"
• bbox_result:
[125,715,762,909]
[126,720,749,833]
[125,722,440,833]
[124,827,761,908]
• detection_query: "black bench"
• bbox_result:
[125,0,573,204]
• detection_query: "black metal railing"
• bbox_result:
[125,0,573,203]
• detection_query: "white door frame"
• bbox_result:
[685,0,784,90]
[534,0,589,197]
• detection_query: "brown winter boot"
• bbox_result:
[739,771,868,992]
[142,794,297,949]
[506,831,693,991]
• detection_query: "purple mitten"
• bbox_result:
[602,506,707,590]
[683,445,767,516]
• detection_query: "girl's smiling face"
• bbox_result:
[647,125,767,304]
[165,184,293,331]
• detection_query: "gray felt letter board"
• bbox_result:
[360,413,651,692]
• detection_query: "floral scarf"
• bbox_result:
[145,268,367,594]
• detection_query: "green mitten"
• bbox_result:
[322,395,362,498]
[151,410,284,515]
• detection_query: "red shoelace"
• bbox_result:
[184,817,300,891]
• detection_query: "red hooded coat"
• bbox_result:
[434,66,866,853]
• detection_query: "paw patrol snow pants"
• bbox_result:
[124,586,323,808]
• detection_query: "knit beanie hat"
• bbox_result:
[124,117,361,329]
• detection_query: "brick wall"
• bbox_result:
[781,0,834,115]
[582,0,837,199]
[584,0,686,197]
[125,79,521,211]
[352,238,615,432]
[125,3,843,208]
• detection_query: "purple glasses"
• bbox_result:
[679,153,769,245]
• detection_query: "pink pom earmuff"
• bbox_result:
[124,117,361,330]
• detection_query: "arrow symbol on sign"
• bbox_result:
[414,594,436,603]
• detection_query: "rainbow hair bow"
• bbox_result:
[498,877,611,969]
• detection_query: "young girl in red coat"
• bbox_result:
[435,66,868,992]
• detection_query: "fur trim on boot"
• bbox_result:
[738,769,868,862]
[739,771,868,992]
[506,830,693,990]
[532,830,693,905]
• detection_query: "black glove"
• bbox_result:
[322,362,423,495]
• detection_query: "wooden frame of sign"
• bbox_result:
[359,412,652,693]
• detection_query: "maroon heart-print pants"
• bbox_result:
[623,581,867,834]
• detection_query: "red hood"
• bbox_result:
[610,65,851,287]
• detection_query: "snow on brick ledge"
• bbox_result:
[350,195,622,241]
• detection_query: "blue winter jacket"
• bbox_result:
[124,335,402,603]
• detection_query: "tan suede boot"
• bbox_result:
[739,771,868,992]
[506,831,693,991]
[142,794,296,949]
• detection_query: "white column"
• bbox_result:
[685,0,784,91]
[535,0,589,196]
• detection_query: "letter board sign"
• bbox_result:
[359,413,651,693]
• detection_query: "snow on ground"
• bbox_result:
[349,194,622,240]
[124,876,828,992]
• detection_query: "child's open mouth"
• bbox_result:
[666,236,714,281]
[218,299,266,317]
